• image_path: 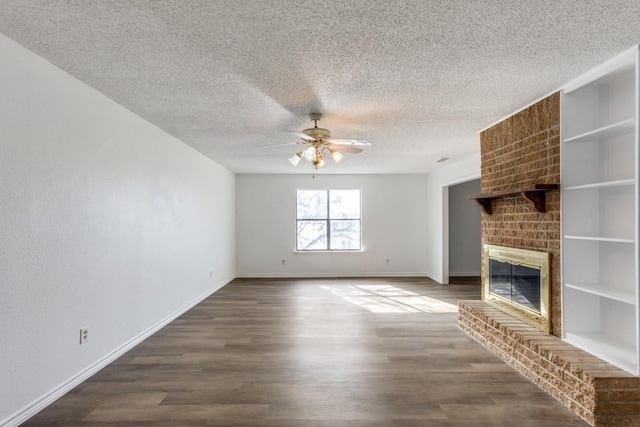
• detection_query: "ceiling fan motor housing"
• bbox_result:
[302,127,331,140]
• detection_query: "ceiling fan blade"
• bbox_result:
[327,144,364,154]
[288,131,316,142]
[327,138,372,147]
[255,142,302,148]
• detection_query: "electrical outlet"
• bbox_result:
[281,259,285,265]
[209,270,213,278]
[386,259,390,264]
[79,327,89,345]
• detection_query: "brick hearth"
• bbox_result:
[459,301,640,426]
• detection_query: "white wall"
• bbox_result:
[448,179,481,276]
[425,153,481,283]
[0,34,236,426]
[236,174,429,277]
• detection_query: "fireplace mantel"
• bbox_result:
[468,184,559,214]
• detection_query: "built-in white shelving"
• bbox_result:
[564,179,635,191]
[563,235,635,243]
[565,331,637,373]
[563,118,635,143]
[565,283,635,305]
[561,46,639,375]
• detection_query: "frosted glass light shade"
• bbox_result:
[289,153,302,166]
[303,146,316,161]
[330,150,344,163]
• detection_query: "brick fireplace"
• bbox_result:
[458,93,640,426]
[475,93,561,334]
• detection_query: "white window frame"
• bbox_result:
[295,189,362,252]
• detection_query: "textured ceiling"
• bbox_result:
[2,1,640,174]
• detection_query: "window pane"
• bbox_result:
[297,190,327,219]
[329,190,360,219]
[297,220,327,250]
[330,220,361,250]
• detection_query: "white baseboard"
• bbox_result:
[235,272,430,279]
[1,275,235,427]
[424,271,443,284]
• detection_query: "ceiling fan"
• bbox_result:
[267,112,372,172]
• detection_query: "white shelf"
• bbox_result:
[564,118,636,143]
[561,47,639,375]
[565,331,637,373]
[563,179,635,191]
[565,283,635,305]
[563,235,635,244]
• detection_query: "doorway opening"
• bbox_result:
[447,179,481,285]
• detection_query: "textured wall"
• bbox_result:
[0,34,236,425]
[479,93,561,336]
[236,174,429,277]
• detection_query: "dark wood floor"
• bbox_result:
[24,278,587,426]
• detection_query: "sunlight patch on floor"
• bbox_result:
[320,284,458,313]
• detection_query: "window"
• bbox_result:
[296,189,361,251]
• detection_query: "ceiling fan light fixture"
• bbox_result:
[282,112,372,175]
[303,146,316,162]
[289,152,302,166]
[330,150,344,163]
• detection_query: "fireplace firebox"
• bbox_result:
[483,244,551,333]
